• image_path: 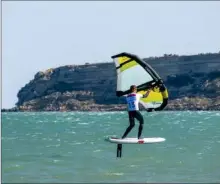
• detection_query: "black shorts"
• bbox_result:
[128,110,144,125]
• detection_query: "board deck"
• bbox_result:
[105,136,166,144]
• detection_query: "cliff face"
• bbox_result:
[5,53,220,111]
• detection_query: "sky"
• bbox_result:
[2,1,220,108]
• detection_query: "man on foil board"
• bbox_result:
[122,85,150,139]
[109,52,169,143]
[106,52,169,157]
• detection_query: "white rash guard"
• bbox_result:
[125,93,143,111]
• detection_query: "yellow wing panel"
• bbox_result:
[120,60,138,72]
[118,56,131,64]
[138,90,163,103]
[116,56,138,72]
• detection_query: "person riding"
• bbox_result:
[121,85,150,139]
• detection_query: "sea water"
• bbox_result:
[2,111,220,182]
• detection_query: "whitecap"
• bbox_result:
[78,123,89,125]
[189,127,195,131]
[11,164,20,168]
[106,172,124,176]
[69,142,84,145]
[204,117,211,120]
[5,137,18,140]
[46,144,60,147]
[156,160,164,163]
[199,128,206,132]
[53,160,60,163]
[35,132,42,135]
[74,118,80,122]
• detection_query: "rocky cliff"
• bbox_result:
[2,52,220,112]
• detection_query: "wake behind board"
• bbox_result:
[105,136,166,144]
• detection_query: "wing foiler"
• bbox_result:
[111,52,168,111]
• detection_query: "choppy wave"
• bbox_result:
[2,111,220,183]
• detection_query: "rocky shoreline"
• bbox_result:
[2,96,220,112]
[2,52,220,112]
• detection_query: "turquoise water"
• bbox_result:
[2,111,220,183]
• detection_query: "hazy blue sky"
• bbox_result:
[2,1,220,108]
